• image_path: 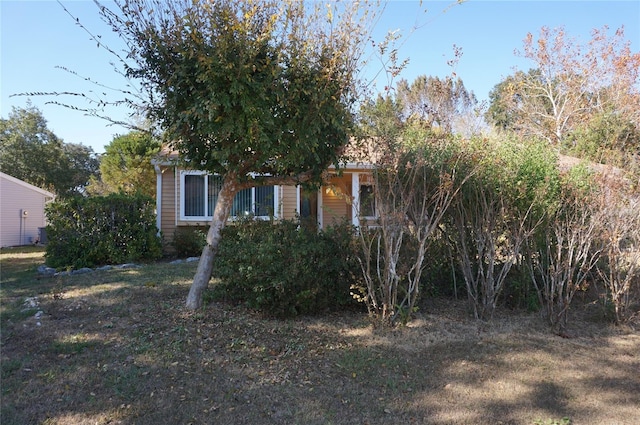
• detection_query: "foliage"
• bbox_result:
[211,218,360,318]
[45,193,161,268]
[395,75,477,134]
[354,131,468,325]
[595,186,640,324]
[100,0,367,184]
[525,176,601,331]
[0,104,99,197]
[488,25,640,147]
[87,131,160,198]
[417,231,460,298]
[96,0,377,309]
[485,73,521,131]
[564,110,640,175]
[357,74,482,138]
[356,94,405,141]
[449,135,561,320]
[171,227,207,258]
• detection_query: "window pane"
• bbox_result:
[184,175,205,217]
[359,184,375,217]
[207,175,223,217]
[255,186,274,216]
[232,188,252,216]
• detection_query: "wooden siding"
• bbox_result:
[158,166,177,250]
[321,174,352,227]
[157,165,372,253]
[280,185,298,220]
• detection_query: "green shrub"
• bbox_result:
[45,193,162,268]
[171,227,207,258]
[419,232,460,298]
[445,136,563,319]
[211,218,361,318]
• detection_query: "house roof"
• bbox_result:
[151,139,378,170]
[0,172,55,198]
[150,145,180,166]
[558,154,637,191]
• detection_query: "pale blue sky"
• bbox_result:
[1,0,638,154]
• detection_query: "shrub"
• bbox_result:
[448,136,562,320]
[45,193,162,268]
[353,134,469,325]
[211,218,360,317]
[171,227,207,258]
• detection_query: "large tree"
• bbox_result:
[358,74,479,138]
[0,104,99,197]
[395,75,477,134]
[87,131,160,198]
[487,26,640,146]
[97,0,375,309]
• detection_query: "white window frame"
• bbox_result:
[179,171,279,221]
[351,172,377,228]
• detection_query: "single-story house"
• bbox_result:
[152,146,377,251]
[0,172,55,247]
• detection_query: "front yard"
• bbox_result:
[1,247,639,424]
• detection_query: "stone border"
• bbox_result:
[36,257,200,277]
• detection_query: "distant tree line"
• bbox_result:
[0,103,160,199]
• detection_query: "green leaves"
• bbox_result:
[88,131,160,198]
[45,193,162,268]
[212,219,359,317]
[104,0,364,186]
[0,104,99,197]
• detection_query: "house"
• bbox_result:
[152,146,377,252]
[0,172,55,247]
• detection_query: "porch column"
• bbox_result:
[351,172,360,228]
[154,165,162,236]
[273,185,281,219]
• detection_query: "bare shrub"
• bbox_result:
[355,137,466,325]
[526,185,601,332]
[595,186,640,324]
[450,138,557,321]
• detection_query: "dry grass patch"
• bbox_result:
[1,247,639,425]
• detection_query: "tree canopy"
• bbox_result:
[96,0,377,308]
[487,26,640,148]
[87,131,160,198]
[0,104,99,197]
[99,0,368,186]
[395,75,477,134]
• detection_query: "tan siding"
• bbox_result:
[158,166,374,251]
[159,166,176,250]
[280,185,298,220]
[321,174,352,227]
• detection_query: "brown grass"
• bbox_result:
[1,247,639,425]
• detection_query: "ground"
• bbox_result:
[1,247,639,425]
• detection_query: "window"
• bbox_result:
[359,184,376,217]
[180,171,277,220]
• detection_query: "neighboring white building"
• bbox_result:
[0,172,55,247]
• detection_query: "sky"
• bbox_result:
[1,0,639,155]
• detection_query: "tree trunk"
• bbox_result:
[186,176,238,310]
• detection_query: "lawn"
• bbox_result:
[1,247,639,425]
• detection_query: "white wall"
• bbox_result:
[0,173,54,247]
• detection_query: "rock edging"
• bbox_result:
[36,257,200,277]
